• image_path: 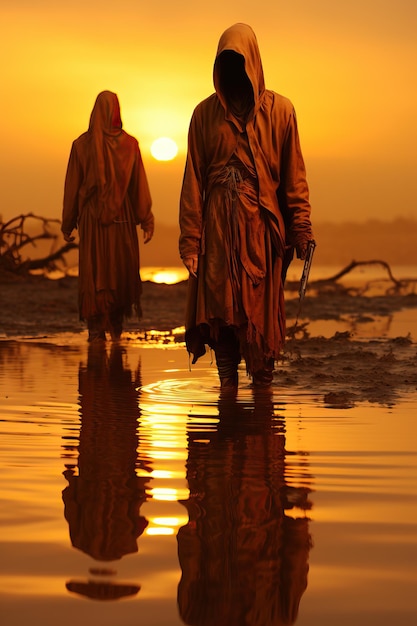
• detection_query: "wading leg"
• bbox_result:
[213,327,241,391]
[87,315,106,342]
[252,357,275,388]
[109,308,123,341]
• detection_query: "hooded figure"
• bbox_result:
[179,24,313,389]
[62,91,154,341]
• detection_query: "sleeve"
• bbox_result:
[179,108,206,259]
[278,109,314,251]
[62,142,82,233]
[129,143,154,233]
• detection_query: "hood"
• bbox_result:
[89,90,123,134]
[85,91,135,224]
[213,23,265,120]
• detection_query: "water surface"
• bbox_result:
[1,334,416,626]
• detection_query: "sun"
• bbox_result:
[150,137,178,161]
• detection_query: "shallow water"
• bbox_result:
[1,332,417,626]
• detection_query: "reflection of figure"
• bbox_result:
[62,90,154,341]
[177,394,313,625]
[62,343,151,599]
[179,23,314,390]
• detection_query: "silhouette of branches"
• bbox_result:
[316,259,402,288]
[287,259,416,296]
[0,213,77,275]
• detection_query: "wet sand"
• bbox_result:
[0,275,189,336]
[1,273,417,406]
[1,274,417,625]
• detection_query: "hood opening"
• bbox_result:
[215,50,254,119]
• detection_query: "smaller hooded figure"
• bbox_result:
[62,91,154,341]
[179,24,314,390]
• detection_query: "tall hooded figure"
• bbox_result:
[62,91,154,341]
[179,23,314,390]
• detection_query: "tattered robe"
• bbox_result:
[179,23,313,371]
[62,91,153,323]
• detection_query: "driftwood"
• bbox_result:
[286,259,416,296]
[0,213,77,275]
[315,259,402,288]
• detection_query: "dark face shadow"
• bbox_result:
[62,342,152,601]
[177,389,314,625]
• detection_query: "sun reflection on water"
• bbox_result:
[140,266,188,284]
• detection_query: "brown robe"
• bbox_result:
[62,91,153,323]
[179,24,313,372]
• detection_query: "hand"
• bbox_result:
[295,241,309,260]
[143,229,153,244]
[63,231,75,243]
[183,255,198,278]
[296,239,315,260]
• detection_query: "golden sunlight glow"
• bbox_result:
[152,270,183,284]
[146,527,175,536]
[152,517,183,526]
[150,488,179,501]
[151,470,175,479]
[150,450,185,461]
[150,137,178,161]
[140,267,189,284]
[147,513,186,532]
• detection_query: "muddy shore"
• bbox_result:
[1,274,417,407]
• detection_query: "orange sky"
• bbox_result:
[1,0,416,227]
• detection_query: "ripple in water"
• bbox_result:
[141,378,219,407]
[139,377,289,438]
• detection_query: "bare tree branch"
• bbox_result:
[22,243,78,270]
[315,259,402,287]
[286,259,415,296]
[1,212,78,275]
